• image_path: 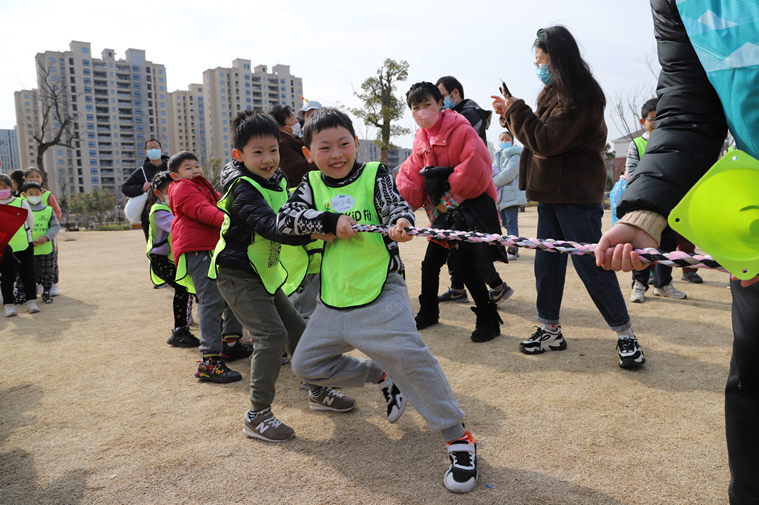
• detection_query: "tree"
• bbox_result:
[204,158,223,192]
[31,56,81,189]
[349,59,411,165]
[86,188,117,227]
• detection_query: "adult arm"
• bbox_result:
[122,168,149,197]
[446,127,494,200]
[501,99,589,158]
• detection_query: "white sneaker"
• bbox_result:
[653,283,687,299]
[630,281,647,303]
[36,284,44,296]
[27,300,41,314]
[4,304,17,317]
[50,284,60,296]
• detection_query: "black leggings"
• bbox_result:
[149,254,190,329]
[1,244,37,303]
[420,241,489,307]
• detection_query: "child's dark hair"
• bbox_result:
[24,167,43,179]
[268,105,294,127]
[10,170,25,187]
[435,76,464,99]
[23,181,42,193]
[640,98,658,119]
[499,130,513,140]
[147,171,173,207]
[405,82,442,109]
[0,174,12,188]
[302,107,356,149]
[232,110,281,151]
[168,151,198,173]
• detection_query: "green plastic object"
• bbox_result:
[669,150,759,281]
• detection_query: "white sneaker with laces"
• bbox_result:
[653,283,687,299]
[630,281,647,303]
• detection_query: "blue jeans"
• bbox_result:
[535,203,631,331]
[499,206,520,237]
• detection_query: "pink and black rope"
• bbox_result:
[352,224,726,272]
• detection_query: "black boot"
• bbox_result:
[415,295,439,330]
[470,302,502,342]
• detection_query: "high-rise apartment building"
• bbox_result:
[357,139,412,171]
[0,127,21,173]
[167,83,207,166]
[201,61,303,165]
[14,41,169,196]
[14,89,40,170]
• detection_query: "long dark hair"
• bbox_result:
[535,26,605,110]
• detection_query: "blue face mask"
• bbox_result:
[499,142,512,150]
[442,95,455,110]
[147,148,162,160]
[536,64,554,86]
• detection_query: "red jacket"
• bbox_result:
[397,110,496,211]
[168,176,224,257]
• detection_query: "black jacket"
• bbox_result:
[617,0,727,219]
[215,161,311,273]
[121,156,170,225]
[453,98,491,146]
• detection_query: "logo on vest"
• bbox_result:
[331,194,355,213]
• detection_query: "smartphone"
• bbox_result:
[500,80,511,98]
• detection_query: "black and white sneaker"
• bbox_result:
[444,431,478,493]
[617,336,646,368]
[519,326,567,354]
[378,373,407,423]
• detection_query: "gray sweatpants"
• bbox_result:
[184,251,242,355]
[292,273,465,440]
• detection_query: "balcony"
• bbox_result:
[94,80,108,88]
[97,126,111,131]
[102,177,116,184]
[118,109,133,115]
[99,153,113,158]
[122,151,136,158]
[94,71,107,78]
[116,65,129,72]
[94,90,108,96]
[95,98,109,104]
[100,160,114,167]
[100,168,115,174]
[97,133,111,138]
[116,83,131,90]
[96,116,109,123]
[120,126,134,132]
[117,75,130,81]
[96,107,109,114]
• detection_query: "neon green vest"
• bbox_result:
[31,205,54,256]
[174,253,196,295]
[633,136,648,160]
[6,198,30,253]
[146,201,173,286]
[309,162,390,309]
[209,175,289,296]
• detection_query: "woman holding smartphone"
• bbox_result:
[491,26,642,369]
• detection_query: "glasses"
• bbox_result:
[644,116,656,121]
[534,58,550,67]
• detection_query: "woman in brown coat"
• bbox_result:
[269,105,316,188]
[491,26,642,369]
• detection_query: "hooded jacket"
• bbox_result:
[214,161,310,273]
[492,145,527,209]
[168,175,224,257]
[452,98,491,145]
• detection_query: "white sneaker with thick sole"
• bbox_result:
[653,283,687,299]
[630,281,647,303]
[27,300,41,314]
[50,284,59,296]
[4,304,17,318]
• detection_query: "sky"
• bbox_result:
[0,0,660,154]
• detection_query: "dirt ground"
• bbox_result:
[0,206,735,505]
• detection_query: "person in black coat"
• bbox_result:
[121,139,170,240]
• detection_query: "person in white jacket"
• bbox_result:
[492,131,527,259]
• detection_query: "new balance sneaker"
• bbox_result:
[243,408,294,442]
[653,283,687,299]
[489,282,515,305]
[220,339,254,361]
[519,326,567,354]
[438,288,469,303]
[309,387,356,412]
[27,300,40,314]
[166,327,200,348]
[379,373,407,423]
[444,431,478,493]
[4,305,17,318]
[42,290,53,304]
[617,336,646,368]
[195,358,242,383]
[681,272,703,284]
[630,280,647,303]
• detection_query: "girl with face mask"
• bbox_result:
[268,105,316,188]
[491,26,643,369]
[397,82,507,343]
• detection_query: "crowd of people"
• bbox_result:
[2,1,757,499]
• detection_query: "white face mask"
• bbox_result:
[27,195,42,205]
[290,122,302,137]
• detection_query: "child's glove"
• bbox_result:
[419,166,454,205]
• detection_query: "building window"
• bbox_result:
[82,47,89,53]
[83,68,90,75]
[83,59,90,65]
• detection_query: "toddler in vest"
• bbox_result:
[277,108,479,494]
[24,168,62,297]
[22,181,59,304]
[167,152,248,383]
[146,171,199,349]
[209,111,354,442]
[1,174,39,316]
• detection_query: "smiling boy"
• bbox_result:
[277,107,479,493]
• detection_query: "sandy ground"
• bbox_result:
[0,206,735,505]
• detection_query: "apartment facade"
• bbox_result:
[167,83,207,166]
[15,41,169,196]
[357,139,412,171]
[0,127,21,173]
[201,61,303,165]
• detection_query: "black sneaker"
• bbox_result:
[438,288,469,303]
[195,357,242,383]
[489,282,515,305]
[681,272,704,284]
[166,327,200,348]
[378,374,407,423]
[42,290,54,304]
[281,352,290,366]
[220,339,254,361]
[14,292,26,306]
[617,336,646,368]
[444,431,478,493]
[519,326,567,354]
